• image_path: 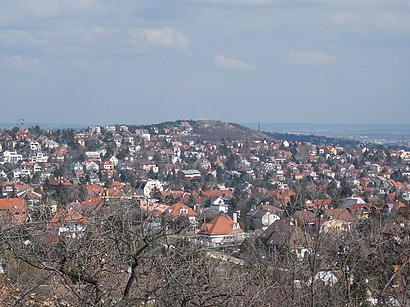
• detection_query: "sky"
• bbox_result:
[0,0,409,125]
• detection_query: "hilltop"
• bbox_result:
[130,119,271,142]
[191,120,271,142]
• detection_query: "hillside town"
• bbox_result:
[1,120,410,305]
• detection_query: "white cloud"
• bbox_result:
[127,27,190,53]
[213,54,255,71]
[143,27,189,50]
[10,55,48,73]
[287,51,336,65]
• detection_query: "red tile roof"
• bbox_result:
[86,184,104,197]
[0,198,27,223]
[202,189,234,198]
[79,197,104,208]
[48,208,87,229]
[198,214,242,236]
[162,203,197,217]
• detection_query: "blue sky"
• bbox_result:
[0,0,409,125]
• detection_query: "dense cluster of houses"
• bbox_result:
[0,121,409,250]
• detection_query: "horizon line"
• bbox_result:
[0,120,409,128]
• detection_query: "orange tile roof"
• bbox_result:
[100,188,124,197]
[110,181,125,190]
[86,184,104,197]
[139,200,169,213]
[198,214,242,236]
[48,208,87,229]
[79,197,104,207]
[305,199,333,210]
[50,179,72,186]
[163,202,197,217]
[202,189,234,198]
[0,198,27,223]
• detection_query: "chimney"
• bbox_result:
[233,212,238,224]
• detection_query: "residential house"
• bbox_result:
[196,213,244,244]
[136,180,163,198]
[76,197,105,213]
[31,151,49,163]
[179,169,201,179]
[69,162,84,178]
[44,139,59,149]
[89,126,101,134]
[85,151,101,162]
[101,160,114,177]
[340,197,366,209]
[29,141,41,151]
[109,156,119,167]
[85,160,100,172]
[247,205,283,230]
[0,182,15,197]
[383,200,407,215]
[139,199,169,215]
[86,183,104,197]
[0,198,27,224]
[22,162,42,174]
[305,199,333,211]
[320,208,354,232]
[261,218,313,259]
[141,162,159,174]
[270,188,296,207]
[202,188,235,199]
[69,162,84,172]
[162,202,198,224]
[105,125,116,133]
[17,189,42,208]
[209,196,231,213]
[13,168,32,179]
[48,208,87,238]
[2,150,23,164]
[49,146,68,162]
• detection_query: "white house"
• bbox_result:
[44,139,59,149]
[197,213,244,245]
[180,169,201,179]
[143,180,163,198]
[109,156,119,167]
[31,152,49,163]
[30,142,41,151]
[85,161,100,172]
[3,150,23,164]
[247,205,283,230]
[48,208,87,238]
[210,196,230,213]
